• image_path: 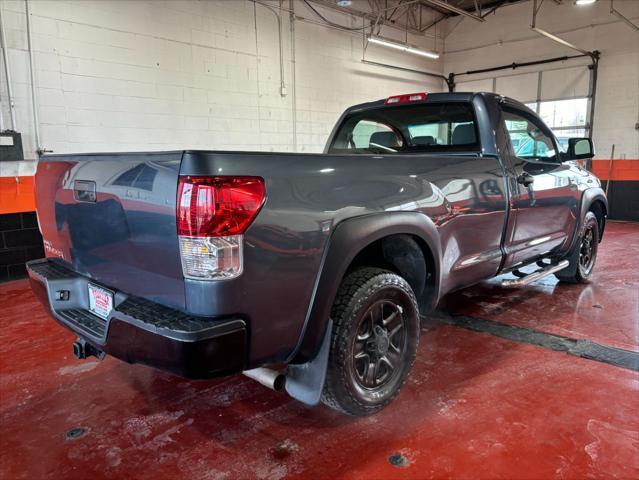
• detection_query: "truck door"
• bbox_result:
[500,106,580,269]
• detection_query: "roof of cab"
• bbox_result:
[344,91,478,115]
[343,91,534,117]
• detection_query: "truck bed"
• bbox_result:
[35,148,507,365]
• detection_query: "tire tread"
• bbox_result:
[321,267,419,416]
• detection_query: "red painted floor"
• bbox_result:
[440,221,639,352]
[1,222,638,479]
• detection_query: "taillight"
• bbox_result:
[177,176,266,280]
[177,176,265,237]
[384,92,427,105]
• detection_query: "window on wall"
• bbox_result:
[525,98,589,151]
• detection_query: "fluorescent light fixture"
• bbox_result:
[368,36,440,60]
[575,0,597,4]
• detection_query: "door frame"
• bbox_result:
[496,101,572,272]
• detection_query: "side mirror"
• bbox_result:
[566,137,594,161]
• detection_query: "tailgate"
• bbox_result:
[35,152,186,309]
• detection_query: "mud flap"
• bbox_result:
[285,319,332,405]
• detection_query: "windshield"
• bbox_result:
[328,102,479,154]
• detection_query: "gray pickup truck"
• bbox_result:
[27,92,607,415]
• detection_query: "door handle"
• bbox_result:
[517,173,534,187]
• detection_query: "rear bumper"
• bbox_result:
[27,259,247,379]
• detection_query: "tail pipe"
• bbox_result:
[243,367,286,391]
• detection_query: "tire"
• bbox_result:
[555,211,600,283]
[321,267,420,416]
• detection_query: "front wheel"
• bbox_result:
[321,268,420,416]
[555,211,600,283]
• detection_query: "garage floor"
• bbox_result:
[1,221,637,480]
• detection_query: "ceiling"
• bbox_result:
[306,0,527,36]
[445,0,519,14]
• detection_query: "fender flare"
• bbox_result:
[584,187,608,238]
[289,211,442,364]
[566,187,608,254]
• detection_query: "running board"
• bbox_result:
[501,260,569,287]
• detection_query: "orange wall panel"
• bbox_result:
[591,159,639,181]
[0,161,636,216]
[0,176,36,214]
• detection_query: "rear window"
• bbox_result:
[328,102,479,154]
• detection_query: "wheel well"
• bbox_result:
[589,200,607,240]
[345,234,437,309]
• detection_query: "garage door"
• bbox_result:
[455,64,592,146]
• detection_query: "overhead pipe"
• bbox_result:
[254,0,287,97]
[0,3,17,130]
[289,0,297,151]
[307,0,434,37]
[25,0,43,154]
[252,1,432,40]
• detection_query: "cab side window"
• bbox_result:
[503,110,557,162]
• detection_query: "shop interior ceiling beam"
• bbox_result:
[298,0,524,36]
[308,0,429,35]
[420,0,485,22]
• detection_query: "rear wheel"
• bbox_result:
[321,268,420,416]
[555,211,600,283]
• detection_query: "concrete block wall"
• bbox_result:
[0,0,444,178]
[1,0,635,223]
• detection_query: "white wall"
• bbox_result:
[0,0,444,176]
[443,0,639,162]
[3,0,635,179]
